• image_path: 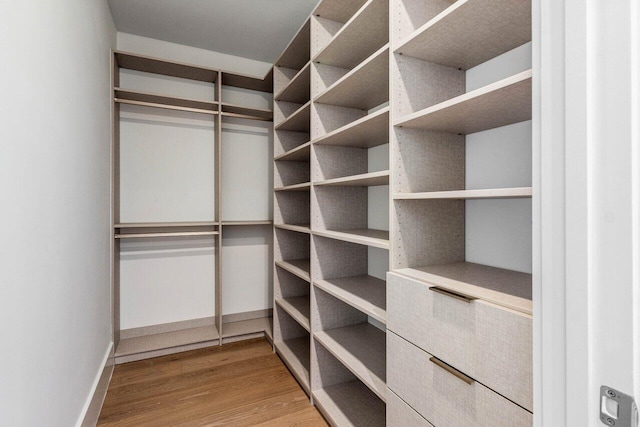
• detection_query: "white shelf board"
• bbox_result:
[275,259,311,283]
[395,70,532,134]
[275,62,311,104]
[315,323,386,401]
[313,0,389,69]
[313,229,389,249]
[222,317,272,338]
[395,261,533,315]
[394,187,532,200]
[274,223,311,234]
[274,141,311,162]
[274,182,311,192]
[115,325,220,357]
[395,0,531,70]
[275,101,311,132]
[313,380,386,427]
[115,221,218,228]
[313,107,389,148]
[276,296,311,332]
[315,170,389,187]
[314,275,386,324]
[275,336,311,394]
[315,45,389,110]
[313,0,368,24]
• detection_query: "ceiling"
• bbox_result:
[108,0,319,63]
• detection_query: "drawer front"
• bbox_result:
[388,331,533,427]
[388,389,434,427]
[387,272,533,411]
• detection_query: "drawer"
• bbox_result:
[387,389,434,427]
[387,272,532,411]
[388,331,533,427]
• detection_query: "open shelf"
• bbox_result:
[114,88,218,113]
[115,325,220,357]
[115,222,218,228]
[395,0,531,70]
[275,223,311,234]
[313,107,389,148]
[115,231,219,239]
[222,317,272,339]
[221,102,273,121]
[396,261,533,315]
[276,296,311,332]
[275,336,311,393]
[313,0,368,24]
[313,0,389,69]
[394,187,532,200]
[315,45,389,110]
[395,70,532,134]
[275,62,311,104]
[315,323,386,401]
[221,70,273,93]
[313,229,389,250]
[313,380,386,427]
[115,50,218,82]
[274,182,311,192]
[314,276,386,324]
[274,141,311,162]
[315,170,389,187]
[276,19,311,70]
[275,101,311,132]
[275,259,311,282]
[221,220,273,226]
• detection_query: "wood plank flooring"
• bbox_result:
[98,338,327,426]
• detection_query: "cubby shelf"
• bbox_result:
[314,276,386,324]
[395,262,533,315]
[394,187,532,200]
[313,107,389,148]
[222,317,272,339]
[220,102,273,121]
[115,221,218,228]
[275,259,311,282]
[315,170,389,187]
[276,297,311,332]
[275,336,311,393]
[115,325,220,358]
[274,223,311,234]
[313,229,389,250]
[114,87,219,113]
[275,101,311,132]
[275,62,311,104]
[313,0,389,69]
[395,70,532,134]
[276,19,311,70]
[274,141,311,162]
[315,323,386,401]
[313,380,386,427]
[395,0,531,70]
[314,44,389,110]
[274,182,311,192]
[313,0,367,24]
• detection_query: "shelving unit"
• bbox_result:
[112,50,274,363]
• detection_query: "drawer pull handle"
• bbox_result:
[429,286,477,303]
[429,356,475,385]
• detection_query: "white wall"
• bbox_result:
[0,1,116,426]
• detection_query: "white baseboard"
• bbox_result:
[77,342,114,427]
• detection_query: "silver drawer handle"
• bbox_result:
[429,286,477,303]
[429,356,475,385]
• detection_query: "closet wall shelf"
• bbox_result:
[275,19,311,70]
[313,229,389,249]
[313,0,389,69]
[115,231,219,239]
[314,44,389,110]
[395,70,532,134]
[222,317,272,339]
[314,276,386,324]
[314,323,387,401]
[114,50,219,82]
[395,0,531,70]
[275,62,311,104]
[221,102,273,121]
[275,259,311,282]
[315,170,389,187]
[313,0,368,24]
[312,380,386,427]
[274,223,312,234]
[115,98,219,116]
[115,222,218,228]
[115,325,220,358]
[221,220,273,226]
[394,187,532,200]
[274,182,312,192]
[114,88,219,112]
[274,141,311,162]
[313,107,389,148]
[275,337,311,393]
[395,262,533,315]
[276,297,311,332]
[275,101,311,132]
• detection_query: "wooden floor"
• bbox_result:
[98,338,327,426]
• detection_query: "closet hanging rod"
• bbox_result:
[115,98,219,115]
[221,111,272,122]
[115,231,220,239]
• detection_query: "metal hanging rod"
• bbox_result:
[115,231,220,239]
